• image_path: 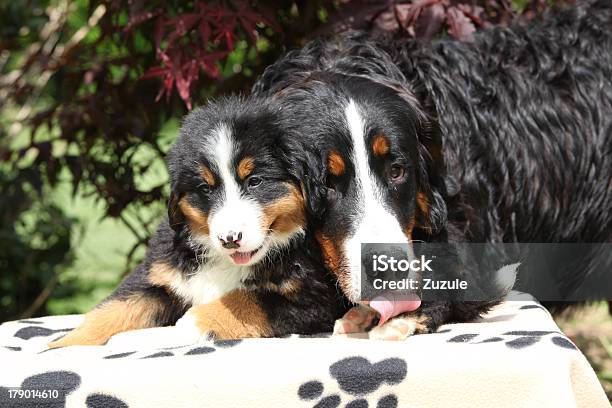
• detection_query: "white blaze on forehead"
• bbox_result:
[206,124,266,255]
[343,100,413,301]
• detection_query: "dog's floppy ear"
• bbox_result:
[279,143,328,221]
[301,171,328,221]
[414,119,451,236]
[167,188,185,232]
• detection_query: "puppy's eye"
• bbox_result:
[389,164,405,182]
[197,182,211,194]
[247,176,263,188]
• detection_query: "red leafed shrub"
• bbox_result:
[136,1,278,108]
[129,0,571,108]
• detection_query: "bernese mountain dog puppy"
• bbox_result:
[251,0,612,337]
[48,97,349,348]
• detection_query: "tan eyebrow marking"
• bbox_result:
[328,150,345,176]
[237,157,256,180]
[179,197,210,235]
[372,134,390,157]
[199,165,216,186]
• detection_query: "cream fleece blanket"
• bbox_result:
[0,292,608,408]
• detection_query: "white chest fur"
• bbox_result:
[169,259,251,305]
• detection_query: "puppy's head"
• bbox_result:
[167,96,305,266]
[279,74,447,301]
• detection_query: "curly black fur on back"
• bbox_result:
[253,0,612,305]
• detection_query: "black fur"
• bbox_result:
[252,0,612,328]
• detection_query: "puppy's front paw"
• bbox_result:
[333,305,379,336]
[175,309,217,343]
[368,314,430,341]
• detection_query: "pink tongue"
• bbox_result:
[230,251,253,265]
[368,292,421,326]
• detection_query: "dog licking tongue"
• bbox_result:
[367,292,421,326]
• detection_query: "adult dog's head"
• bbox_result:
[167,96,306,267]
[259,36,450,301]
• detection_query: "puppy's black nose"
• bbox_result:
[219,231,242,249]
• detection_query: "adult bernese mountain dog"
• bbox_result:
[250,0,612,338]
[48,98,349,348]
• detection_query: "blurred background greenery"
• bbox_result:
[1,0,608,397]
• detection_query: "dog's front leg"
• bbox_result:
[48,293,173,348]
[176,289,273,340]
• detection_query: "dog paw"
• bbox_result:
[175,310,217,344]
[333,305,379,336]
[368,315,430,341]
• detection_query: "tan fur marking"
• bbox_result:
[316,231,341,272]
[200,165,215,186]
[179,198,209,235]
[416,191,430,217]
[372,134,390,156]
[262,183,306,234]
[411,314,431,334]
[188,290,272,339]
[237,157,255,180]
[148,262,181,288]
[279,279,302,297]
[48,297,161,348]
[316,231,352,297]
[260,279,301,300]
[415,191,432,232]
[328,150,345,176]
[404,219,415,242]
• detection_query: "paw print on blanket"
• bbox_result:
[443,329,578,350]
[297,356,406,407]
[100,339,243,360]
[14,325,75,341]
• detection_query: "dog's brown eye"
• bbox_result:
[198,182,211,194]
[247,176,262,188]
[389,164,405,181]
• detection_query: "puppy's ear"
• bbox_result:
[167,189,185,232]
[280,144,327,220]
[301,175,328,221]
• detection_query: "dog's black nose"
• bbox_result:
[219,231,242,249]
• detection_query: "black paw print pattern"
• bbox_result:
[444,329,577,350]
[100,338,243,360]
[298,356,406,408]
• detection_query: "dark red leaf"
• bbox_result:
[199,20,211,44]
[141,66,168,79]
[395,3,421,30]
[168,13,200,36]
[154,16,165,50]
[447,6,476,41]
[415,3,446,40]
[373,9,399,33]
